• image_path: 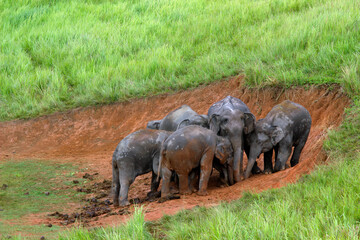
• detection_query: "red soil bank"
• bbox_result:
[0,76,351,227]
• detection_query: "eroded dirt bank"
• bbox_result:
[0,76,351,227]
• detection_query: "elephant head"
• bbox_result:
[177,114,209,130]
[209,109,255,183]
[147,120,161,130]
[244,120,285,179]
[214,136,234,185]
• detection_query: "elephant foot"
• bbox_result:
[113,200,119,207]
[197,190,208,196]
[263,168,272,175]
[158,195,180,203]
[119,200,130,207]
[285,164,290,169]
[180,189,192,195]
[251,165,262,175]
[147,191,161,199]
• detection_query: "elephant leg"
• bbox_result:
[198,152,213,196]
[178,173,192,195]
[274,145,292,172]
[161,166,172,198]
[119,172,134,206]
[245,144,261,174]
[147,171,161,198]
[264,150,273,174]
[188,168,199,192]
[251,161,262,174]
[112,163,120,207]
[290,138,307,167]
[213,160,227,186]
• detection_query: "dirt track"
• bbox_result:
[0,76,351,227]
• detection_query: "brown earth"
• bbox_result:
[0,76,351,228]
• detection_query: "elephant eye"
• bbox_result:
[222,118,229,124]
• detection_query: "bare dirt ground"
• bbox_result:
[0,76,351,228]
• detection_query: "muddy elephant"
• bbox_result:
[146,105,209,131]
[244,100,312,179]
[158,125,233,198]
[112,129,171,206]
[208,96,257,183]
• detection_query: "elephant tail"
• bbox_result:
[157,147,166,182]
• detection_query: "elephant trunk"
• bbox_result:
[231,139,244,183]
[227,163,234,186]
[244,145,260,179]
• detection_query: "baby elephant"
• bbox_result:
[158,125,233,198]
[112,129,171,206]
[244,100,311,179]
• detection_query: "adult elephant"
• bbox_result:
[208,96,256,183]
[146,105,209,131]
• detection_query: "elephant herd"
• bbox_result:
[112,96,312,206]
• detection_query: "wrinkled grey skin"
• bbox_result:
[147,120,161,130]
[244,100,312,179]
[146,105,209,131]
[158,126,233,198]
[208,96,257,184]
[112,129,171,206]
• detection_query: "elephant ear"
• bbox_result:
[244,113,256,134]
[209,114,220,134]
[177,119,190,130]
[215,145,226,164]
[200,114,209,128]
[271,126,285,146]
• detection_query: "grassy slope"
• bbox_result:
[1,0,359,120]
[0,160,86,238]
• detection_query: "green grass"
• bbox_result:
[1,0,359,120]
[59,207,152,240]
[0,160,85,238]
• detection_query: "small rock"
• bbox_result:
[0,209,3,211]
[45,192,50,196]
[86,211,96,218]
[104,199,111,205]
[47,224,52,228]
[61,220,68,226]
[118,209,130,215]
[91,198,97,203]
[96,192,107,199]
[83,173,93,180]
[130,198,141,204]
[1,184,8,190]
[73,180,79,184]
[40,236,46,240]
[24,192,29,195]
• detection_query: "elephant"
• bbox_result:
[146,105,209,131]
[244,100,312,179]
[208,96,257,183]
[158,125,233,198]
[112,129,171,206]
